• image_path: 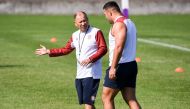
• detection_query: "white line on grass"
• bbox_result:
[138,38,190,52]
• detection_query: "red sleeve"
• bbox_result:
[49,37,75,57]
[89,30,107,62]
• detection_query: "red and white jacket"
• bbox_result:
[49,26,107,79]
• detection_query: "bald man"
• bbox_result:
[35,11,107,109]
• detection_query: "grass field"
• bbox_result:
[0,14,190,109]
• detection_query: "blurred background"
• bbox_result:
[0,0,190,109]
[0,0,190,15]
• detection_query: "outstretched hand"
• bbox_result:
[35,45,50,56]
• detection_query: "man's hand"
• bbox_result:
[35,45,50,56]
[80,58,91,66]
[109,67,117,80]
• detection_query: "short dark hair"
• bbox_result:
[103,1,121,12]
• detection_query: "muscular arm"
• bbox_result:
[109,22,127,80]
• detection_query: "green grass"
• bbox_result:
[0,14,190,109]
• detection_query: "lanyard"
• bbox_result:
[78,26,89,57]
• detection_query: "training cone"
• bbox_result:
[135,57,141,62]
[175,67,184,73]
[50,37,57,43]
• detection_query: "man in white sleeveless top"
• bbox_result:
[35,11,107,109]
[102,1,141,109]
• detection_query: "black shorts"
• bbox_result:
[103,61,138,90]
[75,77,100,105]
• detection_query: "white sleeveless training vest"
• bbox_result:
[109,16,137,66]
[71,26,102,79]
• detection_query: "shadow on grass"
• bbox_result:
[0,64,25,68]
